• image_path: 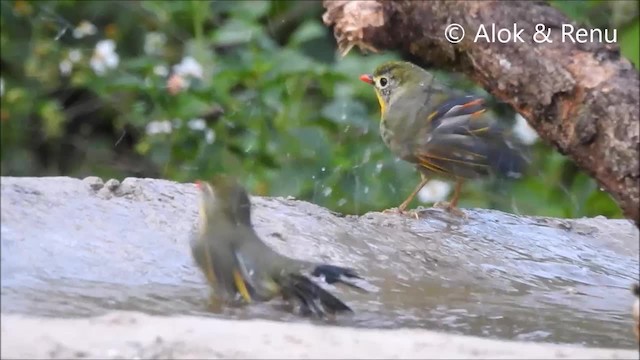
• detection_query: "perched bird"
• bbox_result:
[360,61,528,215]
[190,175,366,317]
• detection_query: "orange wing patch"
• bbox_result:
[470,109,487,120]
[427,98,486,123]
[461,98,484,109]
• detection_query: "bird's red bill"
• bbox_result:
[359,74,374,84]
[195,180,202,190]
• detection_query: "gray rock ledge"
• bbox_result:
[1,176,638,358]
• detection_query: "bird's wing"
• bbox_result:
[311,264,368,293]
[232,247,267,300]
[231,228,282,301]
[191,230,254,303]
[415,95,526,179]
[415,134,493,178]
[283,273,353,317]
[425,95,489,132]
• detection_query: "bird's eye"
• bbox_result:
[378,77,388,88]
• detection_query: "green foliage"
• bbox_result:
[1,0,633,219]
[550,0,639,66]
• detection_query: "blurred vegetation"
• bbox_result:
[1,0,636,218]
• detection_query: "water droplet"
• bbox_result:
[321,167,326,172]
[363,186,369,194]
[323,187,332,197]
[375,163,383,173]
[337,198,347,207]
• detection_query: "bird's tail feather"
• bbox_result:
[488,140,530,179]
[311,264,368,293]
[284,273,353,317]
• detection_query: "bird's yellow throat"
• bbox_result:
[375,90,387,117]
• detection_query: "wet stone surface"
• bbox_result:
[1,176,638,348]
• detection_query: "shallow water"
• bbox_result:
[1,177,638,349]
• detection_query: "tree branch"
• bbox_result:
[323,0,640,227]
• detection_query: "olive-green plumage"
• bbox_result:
[361,61,528,213]
[190,175,365,317]
[190,176,253,305]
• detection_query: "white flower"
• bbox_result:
[144,32,167,56]
[90,40,119,76]
[512,113,538,145]
[172,56,203,79]
[153,65,169,77]
[167,57,204,94]
[73,20,97,39]
[59,49,83,76]
[418,180,452,203]
[59,59,73,76]
[145,120,173,135]
[205,129,216,144]
[68,49,82,63]
[187,118,206,131]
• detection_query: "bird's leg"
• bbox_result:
[399,173,429,212]
[449,179,463,209]
[383,174,429,219]
[434,179,466,217]
[207,293,224,313]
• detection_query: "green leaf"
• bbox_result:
[585,190,623,218]
[39,100,66,139]
[321,98,370,129]
[107,74,146,90]
[268,49,318,78]
[286,126,332,161]
[288,20,326,47]
[231,0,270,20]
[619,20,639,66]
[213,19,262,46]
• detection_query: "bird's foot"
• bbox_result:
[382,207,420,220]
[207,295,224,313]
[382,207,403,215]
[433,201,467,219]
[407,209,420,220]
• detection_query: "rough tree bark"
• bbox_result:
[322,0,640,227]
